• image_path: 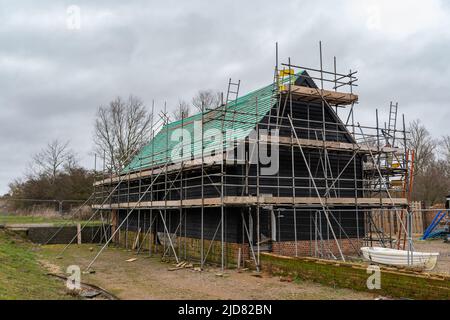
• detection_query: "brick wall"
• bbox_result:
[113,226,364,266]
[111,215,364,265]
[261,253,450,300]
[113,229,251,266]
[272,239,363,257]
[174,236,251,266]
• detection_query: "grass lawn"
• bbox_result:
[0,229,73,300]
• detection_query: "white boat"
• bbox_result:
[361,247,439,271]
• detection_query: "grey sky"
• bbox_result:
[1,0,450,194]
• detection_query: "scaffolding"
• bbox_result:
[55,44,414,272]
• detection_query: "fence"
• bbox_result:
[0,198,91,218]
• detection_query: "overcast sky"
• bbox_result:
[1,0,450,195]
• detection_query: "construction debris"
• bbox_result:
[126,258,137,262]
[279,276,293,283]
[80,290,101,298]
[168,261,195,271]
[82,270,96,274]
[131,228,141,250]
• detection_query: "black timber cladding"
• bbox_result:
[118,207,365,243]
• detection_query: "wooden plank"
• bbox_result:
[111,210,118,243]
[132,228,141,250]
[265,136,401,154]
[283,85,358,105]
[417,208,424,234]
[77,223,82,245]
[93,154,224,186]
[410,201,423,234]
[92,196,408,209]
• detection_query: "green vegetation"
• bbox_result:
[0,213,102,227]
[0,230,72,300]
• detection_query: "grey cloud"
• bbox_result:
[0,0,449,194]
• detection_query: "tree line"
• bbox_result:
[6,140,94,211]
[408,119,450,206]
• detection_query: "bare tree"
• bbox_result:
[64,153,79,172]
[32,139,75,182]
[412,160,450,205]
[192,90,221,112]
[172,100,191,121]
[440,135,450,163]
[407,119,436,175]
[94,95,153,173]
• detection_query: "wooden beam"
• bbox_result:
[92,196,408,209]
[93,154,225,186]
[257,135,401,154]
[283,85,358,105]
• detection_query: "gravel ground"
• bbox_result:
[413,239,450,275]
[39,244,377,300]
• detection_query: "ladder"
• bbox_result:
[225,78,241,130]
[203,78,240,124]
[388,102,398,146]
[226,78,241,106]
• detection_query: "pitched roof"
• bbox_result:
[123,73,301,173]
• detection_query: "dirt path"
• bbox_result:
[38,244,376,300]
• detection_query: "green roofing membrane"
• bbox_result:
[123,73,300,173]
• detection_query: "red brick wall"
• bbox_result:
[112,226,363,266]
[113,230,252,266]
[174,236,251,266]
[272,239,363,257]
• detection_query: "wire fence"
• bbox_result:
[0,198,91,219]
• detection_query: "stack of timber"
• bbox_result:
[371,202,424,237]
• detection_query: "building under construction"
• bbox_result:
[92,52,412,270]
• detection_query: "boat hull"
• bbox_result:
[361,247,439,271]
